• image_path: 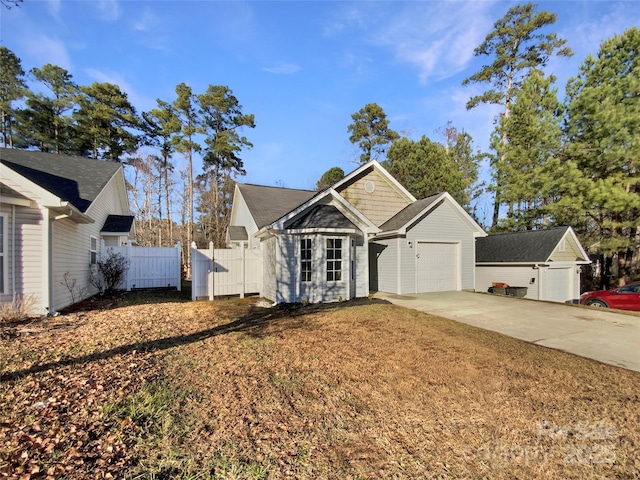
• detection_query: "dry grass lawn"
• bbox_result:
[1,291,639,479]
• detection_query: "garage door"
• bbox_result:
[416,243,458,292]
[545,268,572,303]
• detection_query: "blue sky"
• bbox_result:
[2,0,639,224]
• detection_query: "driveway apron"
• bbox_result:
[375,291,640,372]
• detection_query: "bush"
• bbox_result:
[0,295,38,323]
[90,249,131,294]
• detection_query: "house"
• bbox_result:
[1,148,134,314]
[475,227,591,303]
[228,160,487,303]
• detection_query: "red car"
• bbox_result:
[580,282,640,311]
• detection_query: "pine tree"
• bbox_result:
[347,103,399,163]
[497,70,564,230]
[462,2,571,229]
[0,46,27,148]
[563,27,640,284]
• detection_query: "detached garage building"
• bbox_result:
[475,227,591,303]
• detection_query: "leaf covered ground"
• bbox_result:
[1,291,639,479]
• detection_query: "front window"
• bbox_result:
[90,236,98,265]
[300,238,312,282]
[326,238,342,282]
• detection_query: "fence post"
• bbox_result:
[240,242,246,298]
[191,242,197,301]
[126,241,132,291]
[176,241,182,292]
[208,242,214,300]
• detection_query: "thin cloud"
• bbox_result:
[23,33,72,70]
[322,1,497,84]
[263,63,301,75]
[83,68,154,112]
[374,2,497,83]
[94,0,121,22]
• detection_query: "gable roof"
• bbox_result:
[332,160,416,202]
[237,183,316,229]
[476,227,588,263]
[379,194,442,232]
[1,148,121,213]
[376,191,486,238]
[287,205,357,230]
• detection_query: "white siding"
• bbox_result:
[475,265,540,299]
[371,238,398,294]
[355,235,368,298]
[402,201,477,293]
[51,170,130,311]
[0,204,45,313]
[262,237,277,301]
[277,234,298,303]
[229,190,259,249]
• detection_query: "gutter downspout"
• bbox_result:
[11,205,16,303]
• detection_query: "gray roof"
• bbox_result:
[379,194,442,232]
[1,148,121,213]
[287,205,357,230]
[476,227,571,263]
[101,214,134,233]
[228,225,248,242]
[238,183,316,229]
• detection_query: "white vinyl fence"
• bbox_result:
[101,241,182,291]
[191,242,262,300]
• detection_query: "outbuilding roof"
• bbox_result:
[476,227,583,263]
[101,214,134,234]
[1,148,121,213]
[237,183,316,229]
[228,225,249,242]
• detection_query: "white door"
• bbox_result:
[416,243,458,292]
[545,267,572,303]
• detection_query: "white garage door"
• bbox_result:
[545,268,572,303]
[416,243,458,292]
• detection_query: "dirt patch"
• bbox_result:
[1,292,638,478]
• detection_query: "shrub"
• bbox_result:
[0,295,38,323]
[90,249,131,294]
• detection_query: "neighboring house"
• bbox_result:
[228,160,487,303]
[475,227,591,303]
[1,148,134,314]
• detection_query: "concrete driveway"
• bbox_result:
[375,291,640,372]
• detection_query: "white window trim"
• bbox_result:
[0,214,7,294]
[326,237,344,283]
[90,235,98,265]
[299,237,312,283]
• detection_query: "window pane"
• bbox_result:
[335,261,341,271]
[335,271,341,281]
[335,250,341,259]
[335,239,342,249]
[327,249,334,259]
[327,272,334,282]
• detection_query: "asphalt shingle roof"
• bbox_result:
[379,194,442,232]
[238,184,316,229]
[228,225,249,242]
[1,148,121,213]
[287,205,357,230]
[476,227,570,263]
[101,214,134,233]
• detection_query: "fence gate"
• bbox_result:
[102,241,182,291]
[191,242,262,300]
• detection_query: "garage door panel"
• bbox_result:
[417,243,458,292]
[546,268,571,303]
